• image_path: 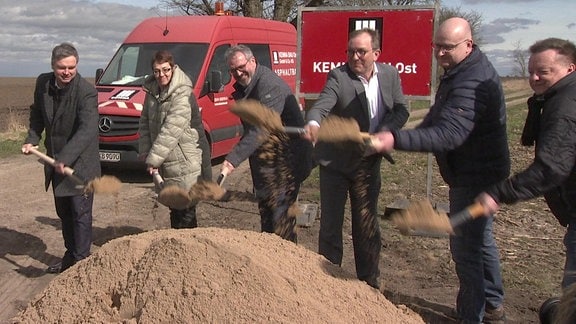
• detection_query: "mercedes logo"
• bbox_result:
[98,116,113,133]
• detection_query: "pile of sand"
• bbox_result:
[13,228,424,323]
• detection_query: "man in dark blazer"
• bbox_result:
[22,43,100,273]
[303,28,409,289]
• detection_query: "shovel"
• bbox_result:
[231,100,385,146]
[216,172,227,186]
[231,99,375,141]
[188,169,257,203]
[392,200,486,237]
[29,147,121,194]
[152,170,191,209]
[231,101,395,165]
[316,115,395,164]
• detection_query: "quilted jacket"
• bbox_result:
[139,65,201,190]
[392,45,510,188]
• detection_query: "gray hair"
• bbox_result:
[51,42,79,66]
[224,45,254,62]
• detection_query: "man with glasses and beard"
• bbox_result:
[221,45,313,243]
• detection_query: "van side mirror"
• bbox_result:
[201,71,224,97]
[95,68,103,83]
[209,71,225,92]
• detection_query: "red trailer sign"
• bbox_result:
[297,5,437,100]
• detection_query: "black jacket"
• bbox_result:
[25,72,100,196]
[226,64,313,185]
[393,45,510,187]
[487,72,576,225]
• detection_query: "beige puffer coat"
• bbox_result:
[139,65,201,190]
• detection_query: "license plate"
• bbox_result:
[99,151,121,162]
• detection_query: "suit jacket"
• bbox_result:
[25,72,100,196]
[306,62,409,172]
[306,62,409,132]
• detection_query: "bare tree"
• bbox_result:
[439,5,483,45]
[158,0,217,15]
[162,0,437,23]
[511,40,528,77]
[310,0,434,8]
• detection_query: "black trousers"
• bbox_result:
[54,193,94,271]
[169,205,198,229]
[250,133,300,243]
[318,155,382,288]
[257,182,300,243]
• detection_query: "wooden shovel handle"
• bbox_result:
[284,127,372,139]
[217,172,230,187]
[363,136,395,164]
[449,202,487,229]
[360,132,372,139]
[283,126,308,136]
[28,147,85,186]
[217,165,232,187]
[152,170,164,189]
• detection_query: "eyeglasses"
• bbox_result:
[153,67,172,76]
[432,39,470,53]
[345,48,376,58]
[229,61,249,74]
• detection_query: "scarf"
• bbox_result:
[520,95,544,146]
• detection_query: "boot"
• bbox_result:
[182,205,198,228]
[484,305,506,324]
[539,297,559,324]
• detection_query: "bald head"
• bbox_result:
[434,17,474,69]
[438,17,472,42]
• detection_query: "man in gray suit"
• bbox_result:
[303,28,409,289]
[22,43,100,273]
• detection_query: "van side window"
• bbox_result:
[240,44,272,69]
[207,44,232,85]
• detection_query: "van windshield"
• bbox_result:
[97,43,209,86]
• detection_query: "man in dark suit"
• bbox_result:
[22,42,100,273]
[303,28,409,289]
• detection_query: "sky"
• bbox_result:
[443,0,574,76]
[0,0,573,77]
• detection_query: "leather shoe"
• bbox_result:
[46,262,62,274]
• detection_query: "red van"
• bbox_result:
[95,15,297,166]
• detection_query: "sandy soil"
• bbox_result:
[0,77,567,324]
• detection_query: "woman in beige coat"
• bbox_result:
[139,50,202,228]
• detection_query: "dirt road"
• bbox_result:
[1,154,332,322]
[1,150,567,324]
